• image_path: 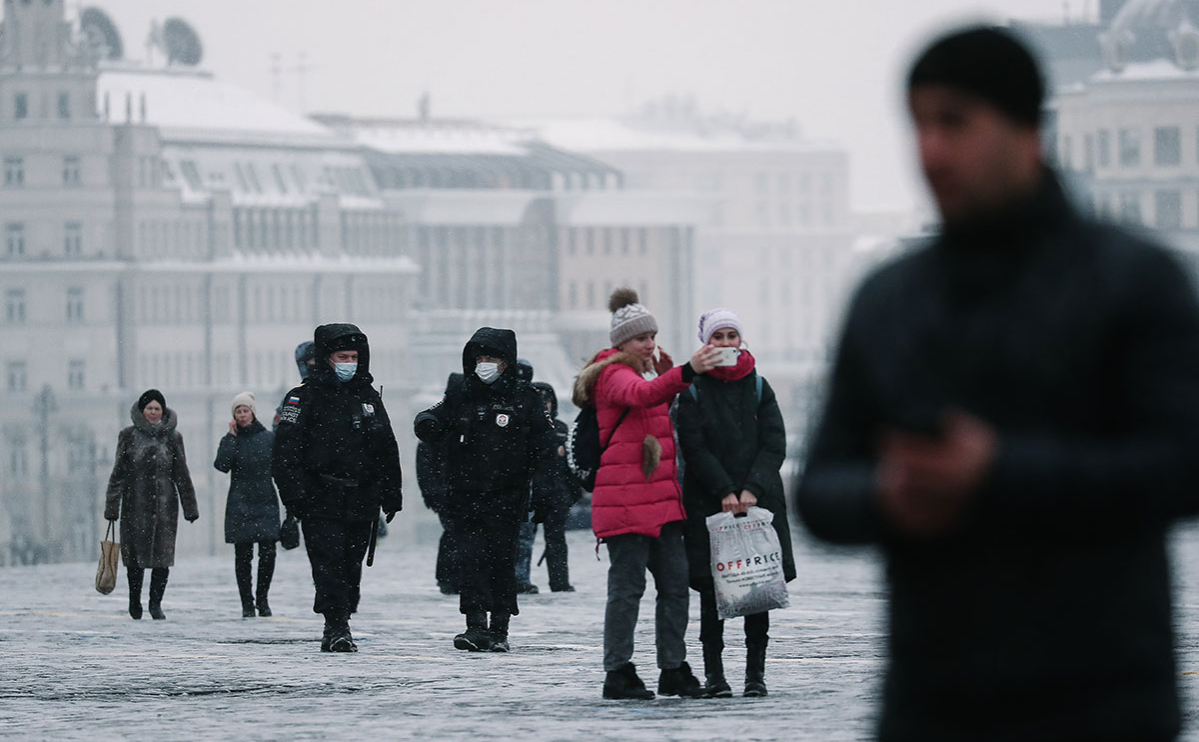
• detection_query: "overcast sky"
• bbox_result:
[91,0,1092,212]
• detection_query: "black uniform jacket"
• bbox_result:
[273,324,403,523]
[414,327,557,517]
[796,172,1199,741]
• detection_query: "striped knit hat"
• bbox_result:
[609,288,658,348]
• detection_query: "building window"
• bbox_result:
[6,223,25,256]
[179,160,203,190]
[1084,134,1094,170]
[68,359,85,390]
[57,92,70,119]
[1118,128,1141,167]
[10,440,28,476]
[63,155,81,185]
[1097,129,1111,168]
[5,289,25,323]
[639,228,649,255]
[569,281,578,309]
[1155,190,1182,230]
[64,222,82,256]
[1061,135,1073,169]
[4,156,24,186]
[66,287,84,322]
[6,361,26,392]
[1120,192,1142,225]
[1154,127,1181,166]
[14,92,27,120]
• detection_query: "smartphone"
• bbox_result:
[714,347,740,367]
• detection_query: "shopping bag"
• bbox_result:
[279,514,300,550]
[707,506,789,620]
[95,521,120,595]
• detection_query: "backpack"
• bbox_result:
[687,374,763,404]
[566,405,630,492]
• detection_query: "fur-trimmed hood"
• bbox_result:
[572,348,675,408]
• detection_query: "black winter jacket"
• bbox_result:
[214,419,280,543]
[414,327,557,517]
[272,324,403,523]
[796,173,1199,741]
[677,370,794,591]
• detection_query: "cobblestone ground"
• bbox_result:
[4,522,1199,741]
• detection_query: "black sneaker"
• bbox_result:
[703,674,733,698]
[550,584,576,592]
[320,625,333,652]
[328,627,357,653]
[658,661,704,698]
[516,583,540,594]
[438,582,459,595]
[453,627,492,652]
[489,633,510,653]
[603,662,655,700]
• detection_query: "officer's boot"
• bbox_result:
[148,568,169,620]
[454,611,491,652]
[702,641,732,698]
[489,612,511,653]
[326,610,356,653]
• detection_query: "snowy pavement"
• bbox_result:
[4,523,1199,741]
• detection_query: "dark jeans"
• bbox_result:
[234,541,276,605]
[516,519,536,586]
[698,586,769,664]
[516,507,571,590]
[436,512,459,590]
[454,512,522,617]
[603,520,689,672]
[301,518,373,619]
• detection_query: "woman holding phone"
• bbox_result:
[676,308,794,698]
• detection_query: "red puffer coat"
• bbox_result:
[573,348,691,539]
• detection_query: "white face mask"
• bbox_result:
[476,362,501,385]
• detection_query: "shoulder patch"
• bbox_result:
[278,397,302,425]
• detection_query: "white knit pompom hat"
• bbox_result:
[231,391,256,417]
[609,288,659,347]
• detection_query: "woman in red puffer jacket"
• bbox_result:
[573,288,720,701]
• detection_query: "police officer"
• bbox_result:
[414,328,556,653]
[273,323,402,652]
[417,372,464,595]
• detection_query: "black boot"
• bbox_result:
[701,642,732,698]
[236,550,255,618]
[256,542,275,617]
[744,640,768,697]
[489,612,511,653]
[658,661,704,698]
[454,611,491,652]
[148,569,168,620]
[127,568,144,620]
[324,611,356,653]
[602,662,655,700]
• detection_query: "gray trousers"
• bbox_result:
[603,520,690,672]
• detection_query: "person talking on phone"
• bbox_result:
[675,308,793,698]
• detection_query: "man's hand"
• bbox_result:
[385,510,397,524]
[877,410,997,537]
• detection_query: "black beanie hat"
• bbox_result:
[137,388,166,412]
[907,26,1044,127]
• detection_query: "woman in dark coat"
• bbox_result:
[676,309,794,699]
[104,389,199,620]
[214,391,281,618]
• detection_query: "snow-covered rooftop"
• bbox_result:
[1091,58,1199,83]
[510,117,835,154]
[97,66,338,146]
[346,124,530,156]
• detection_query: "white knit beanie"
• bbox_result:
[609,288,659,348]
[231,391,256,417]
[698,307,743,345]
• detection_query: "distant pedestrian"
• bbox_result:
[273,324,403,652]
[104,389,199,620]
[573,288,719,699]
[513,358,541,594]
[796,26,1199,740]
[676,308,793,698]
[414,328,557,653]
[416,372,464,595]
[274,341,316,430]
[214,391,281,618]
[527,380,580,592]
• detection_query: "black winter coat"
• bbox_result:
[677,370,794,591]
[273,324,403,523]
[796,173,1199,741]
[530,418,579,522]
[214,420,281,543]
[414,327,557,517]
